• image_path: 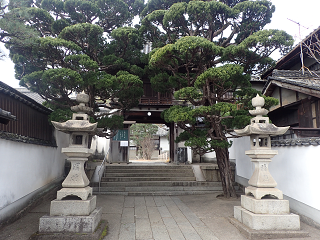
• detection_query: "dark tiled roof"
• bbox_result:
[0,131,56,146]
[263,70,320,94]
[272,137,320,147]
[272,69,320,79]
[0,108,16,121]
[0,81,51,114]
[15,88,46,105]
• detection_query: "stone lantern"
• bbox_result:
[233,94,302,233]
[38,93,103,236]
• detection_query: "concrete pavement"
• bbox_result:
[1,193,320,240]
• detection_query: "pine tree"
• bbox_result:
[143,0,292,197]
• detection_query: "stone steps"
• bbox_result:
[102,165,192,170]
[101,176,197,182]
[103,172,195,177]
[92,164,223,195]
[94,184,221,193]
[95,190,221,196]
[96,185,221,192]
[95,181,218,187]
[103,169,194,173]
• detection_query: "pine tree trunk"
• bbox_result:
[212,121,237,198]
[215,147,237,198]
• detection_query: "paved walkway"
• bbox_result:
[1,193,320,240]
[101,195,228,240]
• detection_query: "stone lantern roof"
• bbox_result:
[51,92,97,134]
[234,94,289,136]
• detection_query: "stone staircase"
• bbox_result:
[91,164,223,196]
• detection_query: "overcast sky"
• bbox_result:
[0,0,319,88]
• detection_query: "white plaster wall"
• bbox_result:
[230,136,320,212]
[91,136,110,153]
[229,136,252,179]
[0,130,69,221]
[281,88,297,106]
[271,145,320,211]
[187,147,192,163]
[160,136,169,152]
[203,151,216,160]
[270,87,280,111]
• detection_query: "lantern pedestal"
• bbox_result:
[234,205,300,231]
[240,195,289,214]
[231,95,308,238]
[50,195,97,216]
[39,207,102,233]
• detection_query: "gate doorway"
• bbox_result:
[105,110,191,164]
[128,123,169,163]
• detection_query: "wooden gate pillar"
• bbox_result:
[169,122,175,162]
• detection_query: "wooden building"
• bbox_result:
[261,26,320,140]
[0,81,54,146]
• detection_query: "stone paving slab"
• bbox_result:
[147,206,162,225]
[135,206,149,219]
[103,213,121,240]
[121,207,134,224]
[163,217,186,240]
[145,196,156,207]
[105,195,220,240]
[2,193,320,240]
[118,222,135,240]
[124,196,135,208]
[135,218,153,239]
[150,222,170,240]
